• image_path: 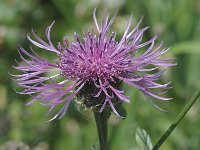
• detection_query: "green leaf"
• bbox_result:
[152,88,200,150]
[135,127,153,150]
[171,41,200,55]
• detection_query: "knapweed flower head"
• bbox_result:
[12,9,175,120]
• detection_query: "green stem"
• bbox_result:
[153,88,200,150]
[93,110,109,150]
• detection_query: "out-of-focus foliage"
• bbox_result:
[0,0,200,149]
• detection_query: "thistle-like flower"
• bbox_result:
[12,9,175,120]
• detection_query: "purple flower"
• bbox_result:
[12,9,175,120]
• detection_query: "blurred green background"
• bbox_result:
[0,0,200,149]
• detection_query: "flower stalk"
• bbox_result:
[93,109,110,150]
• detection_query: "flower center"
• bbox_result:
[60,51,119,81]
